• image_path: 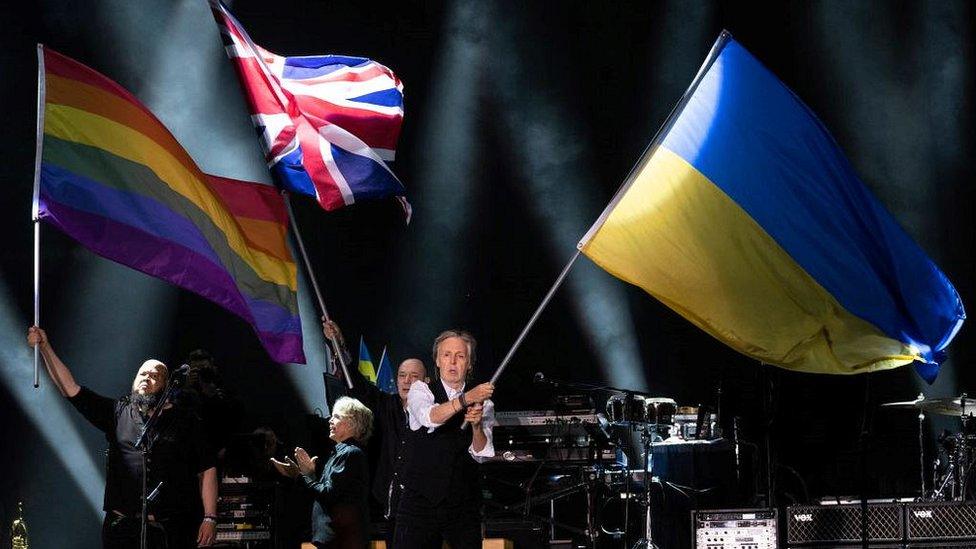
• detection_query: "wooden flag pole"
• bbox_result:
[282,192,353,389]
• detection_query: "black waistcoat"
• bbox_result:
[400,381,480,505]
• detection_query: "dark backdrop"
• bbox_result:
[1,1,974,547]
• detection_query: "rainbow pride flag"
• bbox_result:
[33,45,305,364]
[579,33,964,381]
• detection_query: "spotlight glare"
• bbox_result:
[0,274,104,515]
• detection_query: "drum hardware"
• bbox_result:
[919,399,926,500]
[962,393,972,501]
[733,417,742,483]
[604,391,727,548]
[931,430,976,501]
[631,423,663,549]
[696,405,710,440]
[490,377,727,547]
[603,393,676,549]
[882,392,976,502]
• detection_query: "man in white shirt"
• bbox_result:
[394,329,495,549]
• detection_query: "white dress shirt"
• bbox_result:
[406,379,495,462]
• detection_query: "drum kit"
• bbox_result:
[600,393,724,549]
[601,395,675,549]
[881,393,976,501]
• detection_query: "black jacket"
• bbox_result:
[347,369,408,507]
[301,441,369,548]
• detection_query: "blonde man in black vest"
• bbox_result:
[394,330,495,549]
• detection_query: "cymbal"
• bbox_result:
[918,397,976,417]
[881,398,925,409]
[881,396,976,416]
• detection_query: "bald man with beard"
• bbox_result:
[28,326,218,548]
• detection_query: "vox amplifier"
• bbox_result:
[785,503,902,545]
[905,501,976,541]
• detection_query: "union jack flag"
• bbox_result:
[210,1,410,219]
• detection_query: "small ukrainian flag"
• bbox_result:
[357,337,377,383]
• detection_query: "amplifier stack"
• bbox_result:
[786,501,976,548]
[905,502,976,543]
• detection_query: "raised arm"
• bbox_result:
[27,326,80,397]
[322,320,383,407]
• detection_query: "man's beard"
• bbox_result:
[131,391,162,415]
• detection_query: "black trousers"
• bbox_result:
[382,482,402,549]
[102,512,197,549]
[393,488,481,549]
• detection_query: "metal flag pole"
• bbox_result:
[578,30,731,249]
[462,32,736,426]
[488,249,582,386]
[215,4,352,388]
[282,191,353,389]
[461,249,582,429]
[377,346,389,390]
[32,44,47,389]
[32,223,40,389]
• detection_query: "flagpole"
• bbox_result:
[490,250,581,385]
[462,27,716,424]
[213,1,292,108]
[217,3,352,387]
[461,249,582,429]
[282,191,353,389]
[377,346,387,388]
[469,32,734,423]
[32,44,47,389]
[578,30,733,247]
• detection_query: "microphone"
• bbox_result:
[172,364,190,375]
[534,372,561,387]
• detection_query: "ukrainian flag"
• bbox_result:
[357,337,377,383]
[579,32,964,381]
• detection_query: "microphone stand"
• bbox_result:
[959,393,970,501]
[135,368,188,549]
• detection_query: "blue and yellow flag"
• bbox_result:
[357,337,377,383]
[579,32,964,381]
